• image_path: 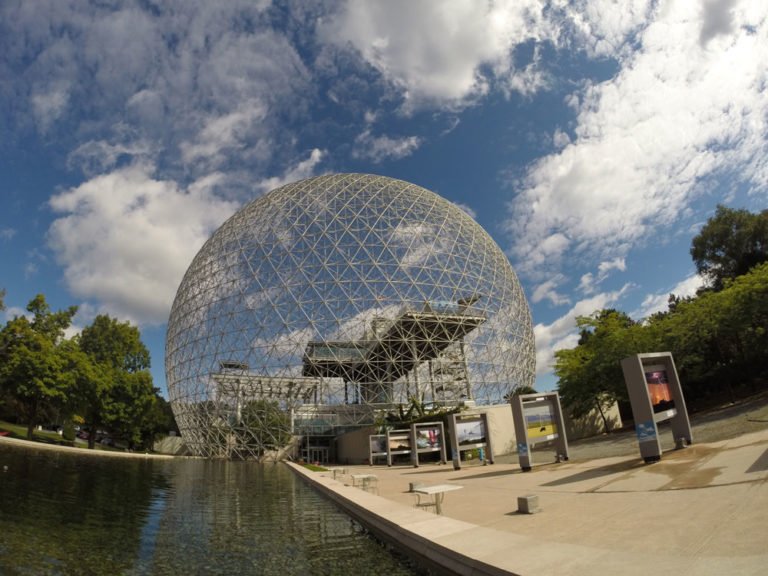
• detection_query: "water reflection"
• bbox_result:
[0,445,422,575]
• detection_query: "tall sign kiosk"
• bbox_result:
[448,412,493,470]
[511,392,569,472]
[621,352,692,463]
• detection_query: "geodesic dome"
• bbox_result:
[166,173,535,458]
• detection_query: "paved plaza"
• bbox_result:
[293,422,768,576]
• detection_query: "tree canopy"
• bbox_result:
[558,206,768,422]
[691,205,768,291]
[0,296,174,449]
[77,315,156,449]
[556,262,768,420]
[0,295,78,439]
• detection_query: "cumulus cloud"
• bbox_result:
[68,139,156,176]
[562,0,655,59]
[580,257,626,294]
[255,148,326,194]
[507,2,768,279]
[533,285,630,376]
[319,0,554,109]
[0,228,16,240]
[452,202,477,220]
[47,164,239,325]
[352,129,422,163]
[531,275,570,306]
[633,273,705,319]
[2,306,31,323]
[1,1,311,181]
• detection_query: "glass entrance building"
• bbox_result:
[166,174,535,459]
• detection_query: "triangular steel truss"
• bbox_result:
[166,173,535,459]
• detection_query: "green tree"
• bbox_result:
[0,295,77,439]
[139,393,179,448]
[78,315,154,449]
[555,309,658,433]
[240,399,292,456]
[659,262,768,401]
[691,205,768,291]
[106,372,157,449]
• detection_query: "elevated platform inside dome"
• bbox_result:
[302,302,486,384]
[210,372,322,403]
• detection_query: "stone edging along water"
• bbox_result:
[287,462,519,576]
[0,435,179,459]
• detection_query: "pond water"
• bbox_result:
[0,444,424,575]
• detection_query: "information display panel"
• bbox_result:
[368,434,387,465]
[385,429,412,466]
[411,421,447,466]
[621,352,692,463]
[511,391,569,471]
[448,412,493,469]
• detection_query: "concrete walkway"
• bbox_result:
[291,428,768,576]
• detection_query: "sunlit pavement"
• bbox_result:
[292,428,768,576]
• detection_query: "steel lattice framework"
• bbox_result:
[166,173,535,459]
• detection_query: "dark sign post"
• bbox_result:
[621,352,692,463]
[511,392,569,472]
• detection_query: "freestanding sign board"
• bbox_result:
[511,392,569,472]
[410,421,447,466]
[621,352,692,463]
[368,434,387,465]
[448,412,493,470]
[385,428,412,466]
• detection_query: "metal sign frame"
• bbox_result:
[511,391,569,472]
[621,352,692,463]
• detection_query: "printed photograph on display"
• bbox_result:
[525,402,558,439]
[369,435,387,455]
[644,365,676,413]
[388,434,411,452]
[456,419,486,446]
[415,427,441,450]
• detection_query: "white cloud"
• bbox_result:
[633,273,705,319]
[562,0,655,59]
[533,285,630,376]
[507,2,768,279]
[452,202,477,220]
[68,139,156,176]
[47,164,239,325]
[2,306,31,323]
[552,128,571,149]
[255,149,326,194]
[0,228,16,240]
[352,129,422,163]
[531,275,570,306]
[320,0,554,109]
[598,257,626,276]
[23,263,38,279]
[578,257,627,295]
[181,103,269,169]
[2,1,311,181]
[31,88,69,132]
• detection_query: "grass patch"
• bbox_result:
[0,420,142,453]
[301,463,328,472]
[0,420,73,445]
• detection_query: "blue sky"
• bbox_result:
[1,1,766,396]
